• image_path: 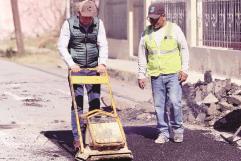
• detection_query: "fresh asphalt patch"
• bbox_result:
[43,126,241,161]
[125,126,241,161]
[214,109,241,133]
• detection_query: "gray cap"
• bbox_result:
[148,2,165,19]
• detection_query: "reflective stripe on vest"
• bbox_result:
[144,22,181,76]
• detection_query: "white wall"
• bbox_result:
[0,0,14,39]
[0,0,66,39]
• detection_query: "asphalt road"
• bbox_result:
[44,126,241,161]
[125,126,241,161]
[1,59,241,161]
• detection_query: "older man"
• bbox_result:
[138,2,189,144]
[58,0,108,150]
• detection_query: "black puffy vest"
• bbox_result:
[68,16,99,67]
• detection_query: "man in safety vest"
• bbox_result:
[138,2,189,144]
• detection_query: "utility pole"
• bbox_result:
[66,0,70,18]
[11,0,25,54]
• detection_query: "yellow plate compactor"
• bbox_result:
[69,69,133,161]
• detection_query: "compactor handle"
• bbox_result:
[68,68,109,85]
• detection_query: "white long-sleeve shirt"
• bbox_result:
[57,18,108,67]
[138,22,189,79]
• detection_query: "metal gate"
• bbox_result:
[102,0,128,39]
[200,0,241,50]
[159,0,187,36]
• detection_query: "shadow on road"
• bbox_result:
[42,130,75,156]
[214,109,241,135]
[42,126,159,155]
[42,129,133,161]
[41,126,158,160]
[124,126,159,140]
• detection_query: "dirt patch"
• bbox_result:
[0,124,19,129]
[0,94,7,100]
[0,81,28,85]
[22,98,44,107]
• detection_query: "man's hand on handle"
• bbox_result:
[70,64,106,74]
[97,64,106,74]
[70,65,81,73]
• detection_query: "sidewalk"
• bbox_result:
[30,57,241,86]
[107,58,241,85]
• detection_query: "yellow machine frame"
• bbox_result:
[69,68,133,161]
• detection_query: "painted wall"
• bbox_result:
[189,47,241,79]
[0,0,66,39]
[99,0,144,59]
[0,0,14,39]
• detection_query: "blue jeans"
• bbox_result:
[69,70,100,141]
[151,73,183,138]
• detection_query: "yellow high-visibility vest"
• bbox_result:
[144,21,181,76]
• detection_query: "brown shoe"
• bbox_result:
[73,140,80,151]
